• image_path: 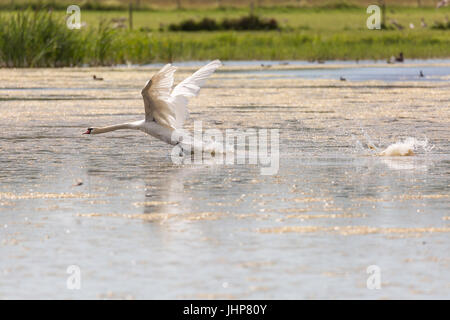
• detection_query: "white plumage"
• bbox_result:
[141,60,222,129]
[84,60,222,149]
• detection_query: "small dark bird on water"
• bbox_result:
[395,52,404,62]
[340,76,346,81]
[93,75,103,81]
[72,180,83,186]
[419,70,424,77]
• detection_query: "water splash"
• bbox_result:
[352,128,434,157]
[349,128,381,155]
[380,137,434,156]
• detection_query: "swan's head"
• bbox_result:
[83,127,94,134]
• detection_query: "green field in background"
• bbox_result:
[0,7,449,66]
[73,7,449,31]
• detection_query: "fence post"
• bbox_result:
[379,0,386,29]
[129,3,133,30]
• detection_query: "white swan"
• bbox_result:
[83,60,222,153]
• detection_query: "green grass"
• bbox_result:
[0,8,449,67]
[62,6,450,32]
[114,31,450,62]
[0,10,85,67]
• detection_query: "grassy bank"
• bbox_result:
[0,8,449,67]
[117,31,450,62]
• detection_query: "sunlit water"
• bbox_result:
[0,62,449,299]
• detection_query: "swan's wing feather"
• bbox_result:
[169,60,222,128]
[141,64,177,127]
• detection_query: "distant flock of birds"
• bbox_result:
[93,52,425,84]
[389,15,449,30]
[93,55,425,84]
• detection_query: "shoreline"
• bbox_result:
[2,59,450,71]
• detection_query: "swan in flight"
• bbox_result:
[83,60,222,153]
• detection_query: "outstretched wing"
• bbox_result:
[168,60,222,129]
[141,60,222,130]
[141,63,177,128]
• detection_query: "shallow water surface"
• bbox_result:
[0,63,449,299]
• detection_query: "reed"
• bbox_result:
[0,10,119,67]
[0,10,84,67]
[0,9,449,67]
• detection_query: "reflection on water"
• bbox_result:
[0,63,449,299]
[381,158,430,171]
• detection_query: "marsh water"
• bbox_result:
[0,61,449,299]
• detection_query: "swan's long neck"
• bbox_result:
[92,122,140,134]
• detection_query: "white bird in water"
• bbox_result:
[83,60,222,153]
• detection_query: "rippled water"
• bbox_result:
[0,62,449,299]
